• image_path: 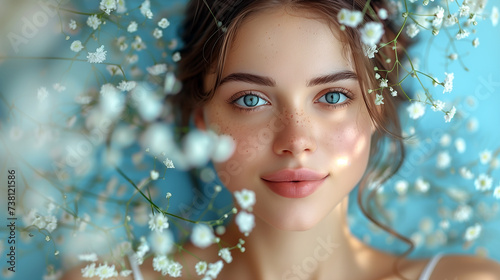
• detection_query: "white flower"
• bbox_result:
[407,102,425,119]
[459,167,474,179]
[406,23,420,38]
[337,9,363,27]
[432,6,445,27]
[117,36,128,51]
[86,15,102,30]
[117,0,127,13]
[183,130,215,166]
[493,186,500,199]
[472,38,479,47]
[444,14,458,27]
[147,64,167,75]
[454,138,466,153]
[375,94,384,105]
[148,213,169,232]
[454,204,472,222]
[158,18,170,29]
[78,253,98,262]
[440,220,450,230]
[131,85,163,121]
[106,65,122,76]
[195,261,207,275]
[81,263,97,278]
[474,173,493,191]
[206,261,224,279]
[140,0,153,19]
[172,52,181,62]
[167,262,183,278]
[100,0,118,15]
[163,158,175,168]
[479,150,492,164]
[234,189,256,211]
[99,83,124,119]
[117,80,136,92]
[431,100,445,111]
[191,224,215,249]
[136,237,149,261]
[37,87,48,102]
[140,123,174,156]
[379,78,388,88]
[378,8,388,20]
[464,224,481,241]
[153,28,163,39]
[53,83,66,92]
[70,40,84,52]
[127,21,138,33]
[492,6,499,27]
[443,72,454,93]
[212,134,235,162]
[394,180,408,195]
[362,44,378,58]
[218,248,233,263]
[444,106,456,123]
[32,214,57,233]
[87,45,107,63]
[436,151,451,169]
[132,36,147,50]
[69,19,77,30]
[95,264,118,279]
[360,22,384,46]
[150,170,159,180]
[456,29,470,40]
[153,255,170,273]
[126,54,139,64]
[459,4,470,17]
[415,177,430,193]
[235,211,255,235]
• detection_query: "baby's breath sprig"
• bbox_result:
[339,0,497,123]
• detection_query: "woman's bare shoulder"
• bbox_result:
[373,252,500,280]
[428,254,500,280]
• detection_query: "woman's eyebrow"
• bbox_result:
[306,71,358,87]
[219,70,358,87]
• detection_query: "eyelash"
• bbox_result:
[316,88,354,109]
[227,88,354,112]
[227,91,270,112]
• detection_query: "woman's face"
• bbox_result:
[197,7,374,231]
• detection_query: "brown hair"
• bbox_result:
[173,0,413,278]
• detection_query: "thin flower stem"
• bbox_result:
[49,5,102,16]
[116,167,205,224]
[443,28,470,72]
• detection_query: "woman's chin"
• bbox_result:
[257,209,326,232]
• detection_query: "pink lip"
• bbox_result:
[261,168,328,198]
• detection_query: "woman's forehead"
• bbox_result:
[219,7,355,86]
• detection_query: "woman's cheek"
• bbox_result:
[323,121,371,171]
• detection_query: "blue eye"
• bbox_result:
[318,91,348,104]
[234,94,268,108]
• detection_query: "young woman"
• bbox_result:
[63,0,500,279]
[171,0,500,279]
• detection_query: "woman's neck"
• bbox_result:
[221,197,381,280]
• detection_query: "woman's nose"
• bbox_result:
[272,112,317,156]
